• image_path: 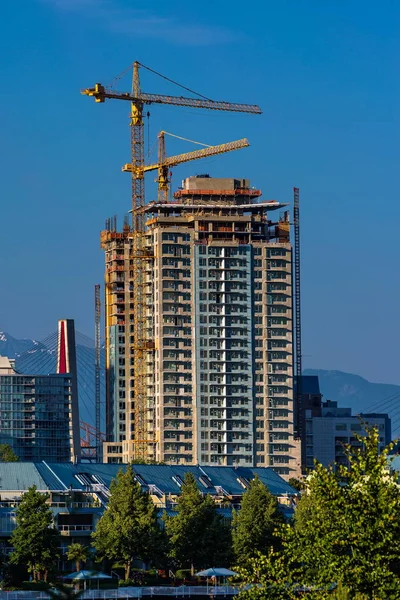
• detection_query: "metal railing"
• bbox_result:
[0,587,239,600]
[58,524,94,532]
[0,502,96,509]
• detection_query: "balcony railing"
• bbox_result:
[0,501,96,509]
[58,524,94,532]
[0,586,241,599]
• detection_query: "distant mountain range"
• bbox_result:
[0,331,42,359]
[303,369,400,417]
[1,332,399,433]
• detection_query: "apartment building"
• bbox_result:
[0,356,79,462]
[306,399,391,469]
[102,176,300,478]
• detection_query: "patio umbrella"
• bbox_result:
[63,570,113,580]
[196,568,237,577]
[196,567,237,589]
[63,570,113,591]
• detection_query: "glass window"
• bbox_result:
[351,423,362,431]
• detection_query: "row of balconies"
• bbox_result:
[207,422,252,432]
[268,423,291,432]
[163,455,194,463]
[160,375,190,387]
[267,272,290,281]
[162,364,192,372]
[163,408,192,417]
[201,412,251,422]
[200,442,253,455]
[200,365,251,374]
[164,421,193,430]
[108,252,126,261]
[106,265,125,273]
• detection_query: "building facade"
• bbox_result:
[0,462,297,552]
[0,356,79,462]
[295,375,323,471]
[102,176,301,478]
[306,399,391,469]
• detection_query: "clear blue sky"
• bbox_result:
[0,0,399,383]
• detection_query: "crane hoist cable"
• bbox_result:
[161,131,212,147]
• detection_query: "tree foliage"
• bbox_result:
[238,427,400,599]
[0,444,19,462]
[91,465,162,579]
[67,543,88,572]
[166,472,232,574]
[10,486,60,581]
[287,477,305,492]
[232,475,284,566]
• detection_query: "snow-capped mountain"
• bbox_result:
[0,332,41,360]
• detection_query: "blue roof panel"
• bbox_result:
[0,462,297,498]
[0,463,49,492]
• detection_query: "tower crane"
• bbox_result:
[82,61,261,462]
[123,132,250,203]
[82,61,261,224]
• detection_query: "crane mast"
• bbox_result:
[130,62,145,230]
[94,284,101,461]
[83,61,261,462]
[129,63,150,460]
[157,132,168,203]
[293,187,304,468]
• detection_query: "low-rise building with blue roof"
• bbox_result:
[0,462,298,549]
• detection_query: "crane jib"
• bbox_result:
[82,87,262,114]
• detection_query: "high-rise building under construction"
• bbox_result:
[102,175,301,478]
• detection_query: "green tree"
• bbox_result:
[91,465,162,580]
[0,444,19,462]
[166,472,232,574]
[239,426,400,599]
[287,477,305,492]
[67,543,88,572]
[10,486,60,582]
[232,475,284,566]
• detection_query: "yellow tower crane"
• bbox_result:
[123,132,250,203]
[82,61,261,462]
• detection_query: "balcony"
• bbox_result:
[59,524,94,535]
[106,265,125,273]
[111,253,125,261]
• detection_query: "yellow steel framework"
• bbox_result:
[123,133,250,202]
[100,224,131,444]
[82,61,261,461]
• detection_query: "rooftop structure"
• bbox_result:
[0,461,297,497]
[0,356,16,374]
